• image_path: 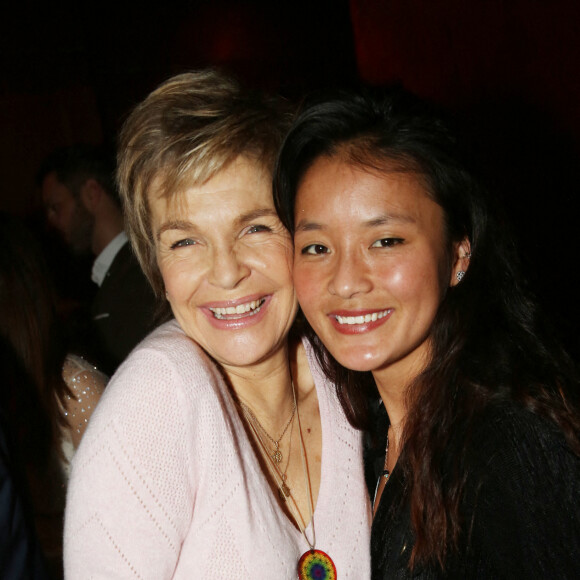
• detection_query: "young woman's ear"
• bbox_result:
[450,237,471,286]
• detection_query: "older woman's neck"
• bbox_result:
[224,345,296,421]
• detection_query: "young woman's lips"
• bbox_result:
[328,308,393,334]
[201,294,271,329]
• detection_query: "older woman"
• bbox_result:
[63,71,370,579]
[274,88,580,578]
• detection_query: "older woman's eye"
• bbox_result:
[302,244,329,255]
[371,238,404,248]
[170,238,196,249]
[247,224,271,234]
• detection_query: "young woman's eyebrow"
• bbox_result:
[295,212,416,233]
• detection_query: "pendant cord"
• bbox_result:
[372,433,390,511]
[294,381,316,551]
[240,381,316,551]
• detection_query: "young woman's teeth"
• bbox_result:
[335,309,391,325]
[210,299,265,319]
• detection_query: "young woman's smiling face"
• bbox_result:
[293,155,464,387]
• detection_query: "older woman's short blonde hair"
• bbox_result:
[117,69,291,298]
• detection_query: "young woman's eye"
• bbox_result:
[170,238,196,249]
[247,224,272,234]
[371,238,404,248]
[301,244,329,255]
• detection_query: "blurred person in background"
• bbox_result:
[37,144,158,375]
[0,211,107,578]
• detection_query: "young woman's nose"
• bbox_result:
[327,249,372,299]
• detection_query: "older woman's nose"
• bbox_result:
[207,246,251,289]
[327,250,372,299]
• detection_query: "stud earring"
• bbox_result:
[456,270,465,282]
[165,291,169,300]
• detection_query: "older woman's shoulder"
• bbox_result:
[121,319,214,372]
[102,319,222,403]
[133,319,198,354]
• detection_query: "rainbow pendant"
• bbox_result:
[297,549,337,580]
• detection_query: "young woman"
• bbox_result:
[274,87,580,578]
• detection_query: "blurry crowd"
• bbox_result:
[1,145,158,577]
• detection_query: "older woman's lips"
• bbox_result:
[328,308,393,334]
[201,295,271,329]
[208,298,266,320]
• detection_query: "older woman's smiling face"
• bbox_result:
[150,156,298,374]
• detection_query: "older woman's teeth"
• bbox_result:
[335,309,391,325]
[210,299,265,319]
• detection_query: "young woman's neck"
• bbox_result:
[372,344,432,442]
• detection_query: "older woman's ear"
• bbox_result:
[450,237,471,286]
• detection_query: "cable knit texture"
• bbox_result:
[64,320,371,579]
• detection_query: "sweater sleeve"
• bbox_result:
[467,408,580,579]
[64,331,202,579]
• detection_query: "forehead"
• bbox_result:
[149,156,274,225]
[296,156,438,222]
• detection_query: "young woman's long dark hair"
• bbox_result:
[274,87,580,569]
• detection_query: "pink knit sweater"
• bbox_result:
[64,320,371,579]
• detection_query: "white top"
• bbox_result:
[64,320,371,579]
[91,231,128,286]
[60,354,108,476]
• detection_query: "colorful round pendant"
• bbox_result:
[297,549,337,580]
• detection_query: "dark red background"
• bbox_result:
[1,0,578,354]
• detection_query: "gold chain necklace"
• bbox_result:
[241,403,295,500]
[239,396,296,464]
[241,381,337,579]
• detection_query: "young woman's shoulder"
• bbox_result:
[468,400,577,472]
[461,400,580,579]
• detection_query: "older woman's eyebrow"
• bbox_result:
[156,220,195,241]
[156,209,278,241]
[233,208,279,227]
[295,212,416,232]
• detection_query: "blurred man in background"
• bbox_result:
[38,144,158,375]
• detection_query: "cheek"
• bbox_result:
[60,205,74,226]
[293,264,321,313]
[396,255,447,308]
[269,250,294,285]
[376,256,441,306]
[373,259,408,296]
[160,259,196,300]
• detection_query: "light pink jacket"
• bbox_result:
[64,320,371,579]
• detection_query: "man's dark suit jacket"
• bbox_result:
[91,241,158,376]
